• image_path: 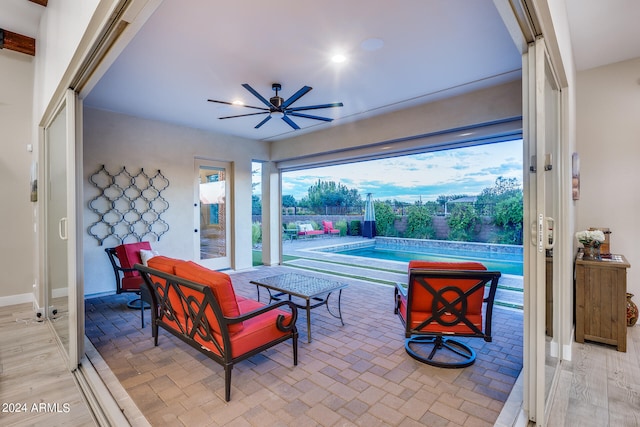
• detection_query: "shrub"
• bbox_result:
[447,204,480,241]
[335,220,348,236]
[251,222,262,246]
[374,201,398,237]
[349,220,361,236]
[493,193,523,244]
[405,205,436,239]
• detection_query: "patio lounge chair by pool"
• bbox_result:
[322,220,340,236]
[296,222,324,237]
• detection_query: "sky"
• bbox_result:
[254,139,523,204]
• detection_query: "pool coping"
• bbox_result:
[313,236,523,256]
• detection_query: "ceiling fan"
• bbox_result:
[208,83,343,130]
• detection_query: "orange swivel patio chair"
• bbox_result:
[394,261,501,368]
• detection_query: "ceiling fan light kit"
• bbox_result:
[208,83,343,130]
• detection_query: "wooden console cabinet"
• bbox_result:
[575,254,630,352]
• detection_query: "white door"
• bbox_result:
[195,159,232,270]
[522,37,561,426]
[44,89,81,370]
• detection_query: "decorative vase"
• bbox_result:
[627,293,638,327]
[582,243,600,260]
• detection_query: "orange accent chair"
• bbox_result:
[136,257,298,401]
[394,261,501,368]
[105,242,153,308]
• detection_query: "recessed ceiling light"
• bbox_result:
[360,38,384,51]
[232,100,244,106]
[331,54,347,63]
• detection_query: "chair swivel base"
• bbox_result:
[405,335,476,368]
[127,297,151,310]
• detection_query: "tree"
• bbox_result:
[282,195,297,209]
[476,177,521,207]
[251,194,261,215]
[305,179,362,213]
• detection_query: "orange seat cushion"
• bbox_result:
[402,261,487,335]
[174,262,243,334]
[408,260,486,272]
[115,242,152,278]
[147,255,184,274]
[232,296,293,357]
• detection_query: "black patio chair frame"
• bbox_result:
[395,268,501,368]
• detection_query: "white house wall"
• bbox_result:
[0,51,36,303]
[82,107,268,296]
[576,56,640,297]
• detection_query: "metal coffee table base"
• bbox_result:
[250,273,348,343]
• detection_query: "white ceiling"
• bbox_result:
[564,0,640,71]
[82,0,522,142]
[2,0,640,142]
[0,0,43,39]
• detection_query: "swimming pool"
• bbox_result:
[320,238,523,276]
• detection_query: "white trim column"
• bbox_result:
[261,162,281,266]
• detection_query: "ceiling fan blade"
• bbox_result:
[287,102,344,112]
[242,83,273,108]
[288,112,334,122]
[281,86,312,109]
[282,115,300,130]
[207,99,269,111]
[219,111,269,119]
[254,115,272,128]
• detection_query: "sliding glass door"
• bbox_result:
[523,37,562,426]
[43,89,81,370]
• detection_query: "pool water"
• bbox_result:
[333,246,523,276]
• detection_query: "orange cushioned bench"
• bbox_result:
[296,223,324,238]
[135,256,298,401]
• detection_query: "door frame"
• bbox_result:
[522,36,563,426]
[194,158,233,270]
[40,89,82,370]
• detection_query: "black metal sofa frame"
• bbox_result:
[135,263,298,401]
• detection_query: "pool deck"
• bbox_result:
[279,236,524,310]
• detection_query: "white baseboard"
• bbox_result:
[0,293,34,307]
[52,287,68,299]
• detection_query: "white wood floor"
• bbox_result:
[1,300,639,426]
[0,303,95,426]
[547,323,640,426]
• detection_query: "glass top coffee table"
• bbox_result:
[250,273,348,342]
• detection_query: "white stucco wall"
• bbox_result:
[82,107,269,296]
[576,57,640,296]
[0,51,36,302]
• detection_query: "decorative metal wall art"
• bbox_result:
[88,165,170,245]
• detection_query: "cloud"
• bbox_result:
[274,139,523,202]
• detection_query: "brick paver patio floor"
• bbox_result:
[86,258,523,426]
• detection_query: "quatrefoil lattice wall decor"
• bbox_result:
[88,165,170,246]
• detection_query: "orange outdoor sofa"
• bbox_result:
[135,256,298,401]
